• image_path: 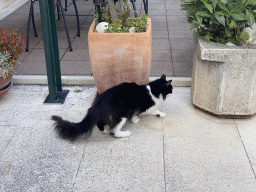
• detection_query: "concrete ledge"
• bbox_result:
[13,75,191,87]
[0,0,29,20]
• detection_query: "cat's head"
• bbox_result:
[150,74,173,100]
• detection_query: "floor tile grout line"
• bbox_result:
[164,0,175,77]
[72,142,87,190]
[162,117,167,192]
[0,133,16,159]
[233,119,256,179]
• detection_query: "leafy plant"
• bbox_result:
[0,27,24,63]
[181,0,256,45]
[94,2,148,33]
[0,51,13,80]
[0,27,24,79]
[75,89,82,93]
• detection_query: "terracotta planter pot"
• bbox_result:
[0,74,13,90]
[0,74,13,97]
[88,18,152,94]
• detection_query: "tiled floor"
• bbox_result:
[0,0,194,77]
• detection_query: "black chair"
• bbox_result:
[26,0,80,52]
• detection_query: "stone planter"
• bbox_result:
[88,18,152,94]
[191,37,256,116]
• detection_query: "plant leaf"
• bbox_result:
[182,0,195,3]
[229,20,236,28]
[220,0,228,4]
[225,27,231,37]
[246,10,255,26]
[189,23,200,29]
[201,0,214,13]
[197,11,212,17]
[217,1,229,12]
[230,12,246,20]
[218,11,229,16]
[212,0,218,10]
[215,13,226,26]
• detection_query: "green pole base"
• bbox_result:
[44,90,69,104]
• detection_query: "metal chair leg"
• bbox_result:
[56,2,61,20]
[72,0,80,37]
[26,0,34,52]
[65,0,67,11]
[143,0,148,15]
[57,0,73,52]
[130,0,138,17]
[31,0,38,37]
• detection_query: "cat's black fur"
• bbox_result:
[52,74,173,141]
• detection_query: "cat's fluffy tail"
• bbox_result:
[52,108,98,141]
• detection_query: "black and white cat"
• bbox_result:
[52,74,173,140]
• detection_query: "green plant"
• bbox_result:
[181,0,256,45]
[75,89,82,93]
[0,51,13,80]
[94,3,148,33]
[0,27,24,79]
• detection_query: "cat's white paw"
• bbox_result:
[159,112,166,118]
[114,131,131,138]
[131,116,141,124]
[103,125,110,134]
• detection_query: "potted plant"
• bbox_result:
[88,0,152,95]
[181,0,256,116]
[0,27,24,97]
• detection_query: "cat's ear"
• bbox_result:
[166,80,172,86]
[161,74,166,80]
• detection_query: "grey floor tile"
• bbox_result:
[173,61,193,77]
[152,30,169,39]
[151,16,167,23]
[15,60,47,75]
[71,38,88,49]
[61,49,90,61]
[148,9,167,16]
[172,48,194,62]
[60,60,92,75]
[235,116,256,164]
[153,39,170,50]
[170,38,195,49]
[152,49,172,61]
[0,121,86,192]
[23,49,67,61]
[148,3,166,10]
[0,126,15,156]
[167,15,188,23]
[169,29,193,38]
[164,136,256,191]
[152,22,168,31]
[162,88,256,191]
[73,122,165,191]
[151,61,173,76]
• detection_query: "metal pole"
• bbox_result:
[48,0,63,92]
[39,0,57,102]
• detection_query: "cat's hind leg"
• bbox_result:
[131,115,141,124]
[111,117,131,138]
[103,125,110,134]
